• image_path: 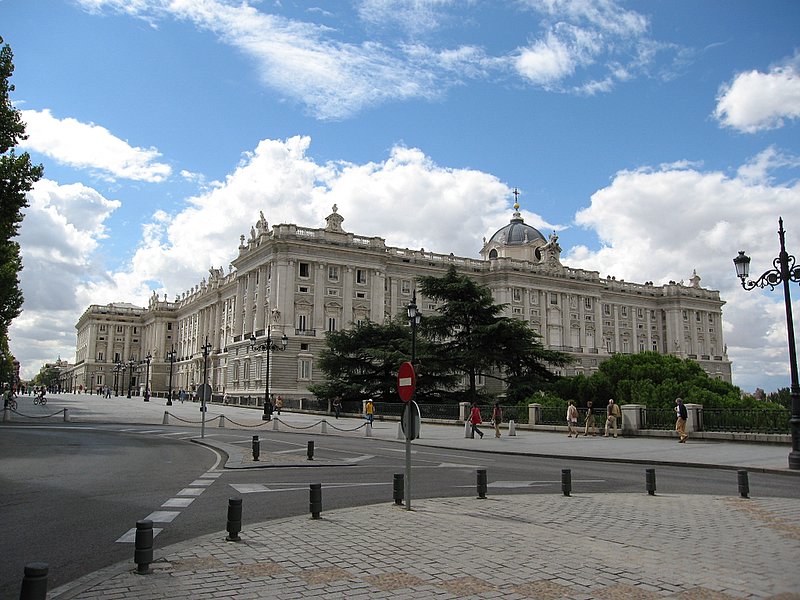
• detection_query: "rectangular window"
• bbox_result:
[637,308,643,319]
[696,312,701,322]
[133,327,138,334]
[328,317,337,332]
[299,262,310,278]
[326,288,340,296]
[299,359,311,380]
[709,314,714,324]
[550,293,558,305]
[116,325,123,333]
[298,285,309,293]
[512,288,522,302]
[513,307,522,314]
[328,266,339,281]
[356,292,366,299]
[621,306,628,317]
[603,304,611,316]
[652,340,659,352]
[356,269,367,285]
[97,351,104,361]
[298,314,308,331]
[584,297,592,309]
[99,324,106,332]
[167,322,172,330]
[401,280,411,294]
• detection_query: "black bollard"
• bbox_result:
[252,435,260,461]
[477,469,488,499]
[737,470,750,499]
[226,497,243,541]
[561,469,572,497]
[393,473,404,505]
[645,468,656,496]
[134,520,153,574]
[19,562,48,600]
[310,483,322,519]
[307,440,314,461]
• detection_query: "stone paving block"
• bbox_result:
[670,588,740,600]
[512,579,574,598]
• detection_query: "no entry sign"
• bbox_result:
[397,361,416,402]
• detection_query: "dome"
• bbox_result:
[488,211,545,247]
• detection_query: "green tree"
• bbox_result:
[32,364,59,390]
[418,265,571,403]
[0,37,43,385]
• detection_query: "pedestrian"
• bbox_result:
[605,398,620,438]
[469,402,484,439]
[179,389,186,403]
[492,401,503,438]
[223,392,229,405]
[365,398,375,425]
[275,395,283,415]
[566,400,578,437]
[333,396,342,419]
[583,400,596,436]
[266,394,274,421]
[675,397,688,442]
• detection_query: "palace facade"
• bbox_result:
[62,203,732,398]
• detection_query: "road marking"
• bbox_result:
[136,429,166,434]
[344,455,375,463]
[116,527,163,543]
[455,479,607,489]
[162,497,195,508]
[189,479,214,486]
[145,511,181,523]
[229,482,391,494]
[202,472,222,478]
[438,462,484,468]
[177,487,204,496]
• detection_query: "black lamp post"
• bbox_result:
[126,357,136,398]
[166,346,176,406]
[250,310,288,421]
[734,217,800,469]
[407,290,421,365]
[113,362,125,396]
[200,336,212,438]
[142,352,152,402]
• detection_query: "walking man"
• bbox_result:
[675,397,688,442]
[492,402,503,438]
[583,400,596,436]
[604,398,620,438]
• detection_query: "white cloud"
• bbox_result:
[19,109,172,182]
[568,157,800,393]
[357,0,457,35]
[516,32,577,85]
[715,63,800,133]
[10,179,121,378]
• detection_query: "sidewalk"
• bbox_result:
[7,395,800,599]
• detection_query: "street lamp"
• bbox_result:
[200,336,212,439]
[407,290,422,365]
[166,346,177,406]
[250,309,288,421]
[113,362,125,397]
[126,357,136,398]
[733,217,800,469]
[404,290,422,511]
[142,352,152,402]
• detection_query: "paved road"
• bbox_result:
[3,394,799,599]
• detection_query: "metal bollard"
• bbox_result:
[19,562,48,600]
[737,470,750,499]
[645,468,656,496]
[477,469,487,499]
[561,469,571,497]
[252,435,260,461]
[134,520,153,574]
[393,473,404,505]
[226,497,243,541]
[307,440,314,461]
[310,483,322,519]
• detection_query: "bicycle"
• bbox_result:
[5,396,17,410]
[34,394,47,406]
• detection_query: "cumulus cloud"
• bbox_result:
[715,62,800,133]
[19,109,172,182]
[567,158,800,390]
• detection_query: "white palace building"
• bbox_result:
[61,201,732,399]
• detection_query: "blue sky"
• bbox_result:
[2,0,799,391]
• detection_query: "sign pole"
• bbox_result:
[397,360,416,511]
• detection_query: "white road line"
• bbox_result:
[116,527,163,543]
[145,511,181,523]
[135,429,166,434]
[229,482,391,494]
[344,455,375,463]
[162,498,194,508]
[176,487,204,496]
[189,479,214,486]
[201,472,222,478]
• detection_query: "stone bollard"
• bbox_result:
[134,520,154,574]
[309,483,322,519]
[272,417,279,431]
[162,411,169,425]
[561,469,572,497]
[3,406,10,422]
[365,423,372,437]
[226,498,243,541]
[393,473,404,505]
[307,440,314,461]
[252,436,260,461]
[397,422,404,440]
[464,421,471,438]
[19,562,48,600]
[321,420,328,434]
[738,470,750,499]
[645,468,656,496]
[477,469,487,499]
[63,408,70,422]
[218,415,226,428]
[508,420,516,436]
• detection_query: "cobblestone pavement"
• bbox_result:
[50,493,800,599]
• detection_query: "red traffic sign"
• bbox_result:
[397,361,416,402]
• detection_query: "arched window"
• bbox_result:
[488,248,498,259]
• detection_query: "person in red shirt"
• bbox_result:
[469,402,484,439]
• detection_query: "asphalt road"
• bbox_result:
[2,423,799,598]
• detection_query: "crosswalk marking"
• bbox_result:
[145,511,181,523]
[162,497,194,508]
[176,487,204,496]
[116,527,163,543]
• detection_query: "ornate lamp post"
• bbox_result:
[734,217,800,469]
[142,352,152,402]
[126,357,136,398]
[113,362,125,396]
[404,290,422,511]
[200,336,212,438]
[166,346,177,406]
[407,290,421,365]
[250,309,288,421]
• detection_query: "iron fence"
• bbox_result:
[702,408,788,434]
